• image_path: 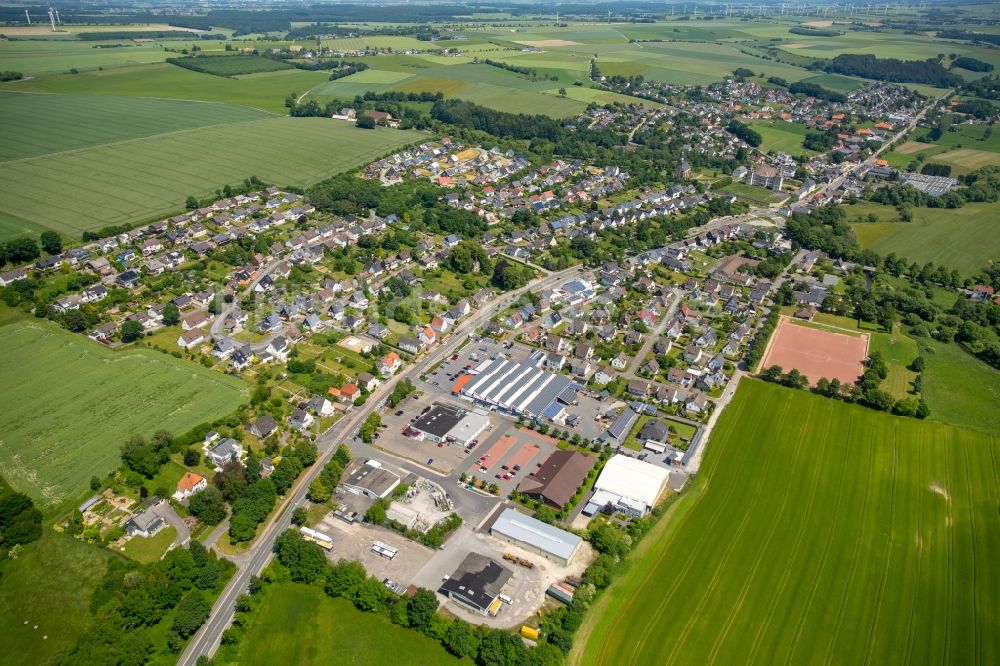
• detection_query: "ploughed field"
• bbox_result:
[573,379,1000,666]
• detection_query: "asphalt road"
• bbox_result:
[178,265,581,664]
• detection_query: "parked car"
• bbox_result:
[426,458,434,465]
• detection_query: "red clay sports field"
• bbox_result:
[759,317,869,385]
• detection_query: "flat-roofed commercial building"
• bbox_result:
[459,357,579,419]
[343,460,400,500]
[489,507,583,566]
[584,454,669,518]
[409,402,489,446]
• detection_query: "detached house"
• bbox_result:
[378,352,402,376]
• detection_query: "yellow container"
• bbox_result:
[520,626,540,641]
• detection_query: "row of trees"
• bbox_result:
[0,488,42,560]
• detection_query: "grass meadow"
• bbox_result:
[850,202,1000,277]
[0,319,248,512]
[918,338,1000,434]
[572,379,1000,666]
[750,120,815,156]
[0,530,112,666]
[0,118,423,238]
[0,91,271,161]
[222,583,469,665]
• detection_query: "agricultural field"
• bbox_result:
[0,117,423,238]
[797,72,866,92]
[750,120,815,157]
[0,319,249,512]
[0,91,271,161]
[0,62,330,114]
[0,39,173,76]
[573,379,1000,666]
[850,202,1000,277]
[774,28,1000,69]
[223,583,469,665]
[167,54,295,77]
[883,123,1000,174]
[0,530,111,666]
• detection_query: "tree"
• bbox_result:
[443,619,480,658]
[275,530,329,583]
[162,302,181,327]
[534,506,557,524]
[188,485,227,525]
[360,412,381,443]
[90,476,102,491]
[356,114,376,129]
[120,320,144,343]
[171,590,211,638]
[291,507,308,526]
[185,196,199,210]
[39,230,62,255]
[184,448,201,466]
[325,559,367,598]
[213,461,248,503]
[407,588,439,630]
[365,498,388,525]
[353,577,388,612]
[909,356,925,372]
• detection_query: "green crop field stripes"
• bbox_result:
[0,118,424,236]
[573,380,999,666]
[0,320,249,512]
[0,91,271,161]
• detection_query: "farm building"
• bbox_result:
[343,459,400,500]
[409,402,489,446]
[585,455,669,518]
[489,508,583,566]
[458,357,579,418]
[516,450,596,509]
[439,553,513,616]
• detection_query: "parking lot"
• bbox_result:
[376,396,499,475]
[460,424,560,496]
[313,512,438,588]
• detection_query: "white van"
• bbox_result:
[498,594,513,605]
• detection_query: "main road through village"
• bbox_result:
[179,264,584,664]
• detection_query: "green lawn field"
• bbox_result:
[0,530,111,666]
[226,583,468,665]
[0,91,271,161]
[0,117,423,238]
[121,526,177,564]
[918,338,1000,433]
[0,319,249,512]
[851,202,1000,277]
[572,379,1000,666]
[750,120,815,157]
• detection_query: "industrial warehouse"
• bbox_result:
[457,356,580,418]
[439,552,513,616]
[584,455,670,518]
[489,507,583,566]
[408,402,490,446]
